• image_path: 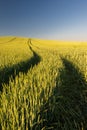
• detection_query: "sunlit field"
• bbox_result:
[0,36,87,130]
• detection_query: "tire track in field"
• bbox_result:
[32,57,87,130]
[0,44,41,91]
[56,58,87,130]
[0,37,16,44]
[27,38,40,49]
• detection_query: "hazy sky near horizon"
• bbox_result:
[0,0,87,41]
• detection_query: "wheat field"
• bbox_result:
[0,36,87,130]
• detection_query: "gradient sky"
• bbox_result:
[0,0,87,41]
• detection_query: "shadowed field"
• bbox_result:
[0,37,87,130]
[32,58,87,130]
[0,45,41,91]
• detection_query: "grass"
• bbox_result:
[0,36,87,130]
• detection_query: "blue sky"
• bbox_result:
[0,0,87,41]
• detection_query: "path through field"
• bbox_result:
[31,57,87,130]
[0,37,87,130]
[0,42,41,91]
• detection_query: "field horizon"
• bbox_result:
[0,36,87,49]
[1,35,87,42]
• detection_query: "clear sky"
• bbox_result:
[0,0,87,41]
